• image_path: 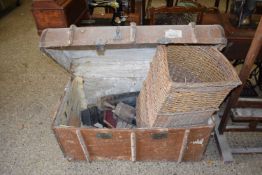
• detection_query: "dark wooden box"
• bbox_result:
[32,0,87,35]
[39,24,227,162]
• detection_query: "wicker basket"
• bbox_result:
[137,45,241,128]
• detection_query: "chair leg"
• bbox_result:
[174,0,178,6]
[214,0,220,7]
[225,0,230,13]
[16,0,20,6]
[146,0,152,10]
[166,0,174,7]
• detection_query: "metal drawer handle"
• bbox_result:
[96,133,112,139]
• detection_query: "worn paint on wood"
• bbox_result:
[44,48,155,104]
[183,126,213,161]
[135,129,184,161]
[53,77,86,126]
[80,129,132,160]
[39,24,227,48]
[54,127,86,161]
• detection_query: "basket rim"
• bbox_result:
[170,80,242,89]
[163,46,242,87]
[157,109,217,115]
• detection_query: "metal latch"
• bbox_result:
[151,132,168,139]
[130,22,136,43]
[189,22,197,43]
[96,39,107,55]
[68,25,76,46]
[157,37,172,44]
[96,133,112,139]
[113,26,122,40]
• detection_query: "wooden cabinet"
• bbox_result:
[32,0,87,35]
[0,0,20,16]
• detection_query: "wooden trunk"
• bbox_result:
[40,24,226,161]
[32,0,87,35]
[52,78,214,162]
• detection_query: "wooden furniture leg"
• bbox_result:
[218,17,262,134]
[214,0,230,12]
[16,0,20,6]
[166,0,174,7]
[142,0,146,24]
[216,17,262,163]
[225,0,230,13]
[214,0,220,8]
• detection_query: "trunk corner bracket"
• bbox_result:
[96,39,107,55]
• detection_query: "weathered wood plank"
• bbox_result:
[43,48,155,105]
[214,117,234,163]
[54,127,86,161]
[53,80,72,126]
[183,126,214,161]
[71,49,155,78]
[40,24,227,48]
[80,129,132,160]
[131,132,136,162]
[135,129,184,161]
[236,98,262,108]
[232,108,262,121]
[76,129,91,162]
[178,129,190,163]
[225,125,262,132]
[67,77,87,127]
[231,147,262,154]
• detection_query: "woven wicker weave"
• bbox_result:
[137,45,241,128]
[136,82,149,127]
